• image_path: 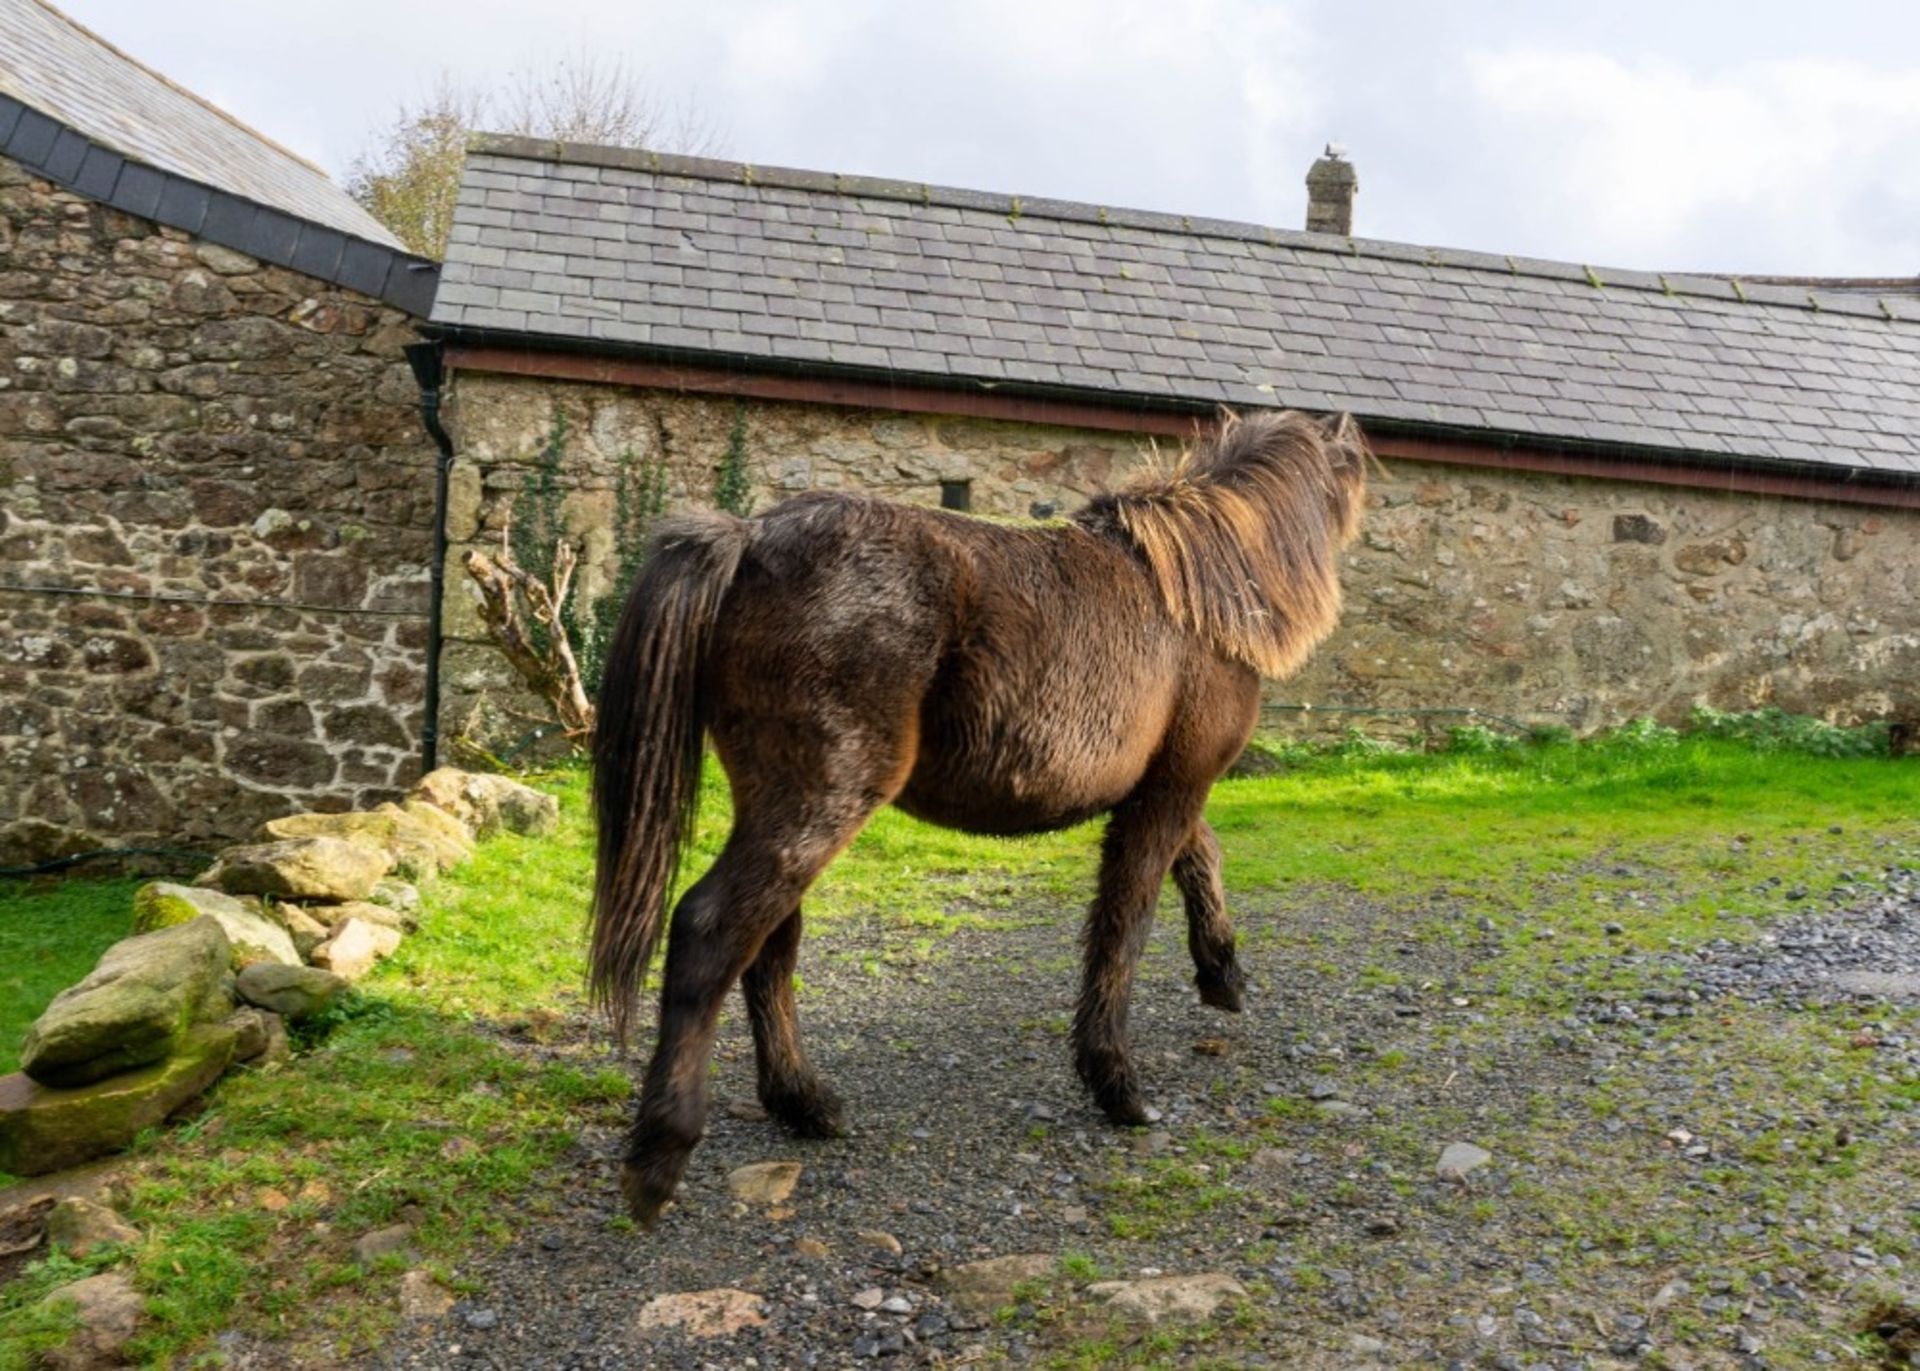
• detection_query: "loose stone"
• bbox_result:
[728,1160,804,1205]
[1437,1142,1493,1180]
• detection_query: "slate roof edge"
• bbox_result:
[425,321,1920,497]
[466,133,1918,326]
[1,91,440,316]
[25,0,335,179]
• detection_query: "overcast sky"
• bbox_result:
[61,0,1920,276]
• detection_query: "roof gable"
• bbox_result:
[0,0,399,247]
[432,134,1920,483]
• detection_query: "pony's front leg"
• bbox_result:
[1071,786,1208,1126]
[1174,820,1244,1012]
[742,906,843,1138]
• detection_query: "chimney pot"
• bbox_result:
[1305,144,1357,236]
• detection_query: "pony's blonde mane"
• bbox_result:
[1087,410,1369,678]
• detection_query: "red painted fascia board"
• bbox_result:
[443,344,1920,512]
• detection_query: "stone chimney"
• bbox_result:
[1305,144,1357,235]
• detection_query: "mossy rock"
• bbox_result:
[130,883,210,934]
[20,917,231,1088]
[132,882,299,969]
[0,1023,237,1175]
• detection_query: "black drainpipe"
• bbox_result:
[405,341,455,776]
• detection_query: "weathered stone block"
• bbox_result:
[1611,513,1667,545]
[234,962,346,1021]
[322,704,409,749]
[199,835,391,902]
[312,917,402,981]
[37,1269,144,1369]
[223,1006,287,1063]
[256,803,470,880]
[410,767,558,839]
[293,552,369,607]
[1674,537,1747,576]
[371,877,422,915]
[20,916,231,1087]
[45,1197,141,1257]
[316,899,415,933]
[229,654,297,693]
[272,900,331,959]
[0,1024,237,1175]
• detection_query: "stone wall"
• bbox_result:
[442,371,1920,743]
[438,374,1131,741]
[0,155,433,864]
[1285,469,1919,736]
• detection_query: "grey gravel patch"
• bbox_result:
[1832,969,1920,998]
[1627,865,1919,1010]
[372,870,1919,1370]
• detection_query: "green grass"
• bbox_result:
[1208,734,1915,899]
[0,810,633,1366]
[0,878,137,1075]
[9,733,1909,1050]
[602,731,1917,962]
[0,728,1913,1366]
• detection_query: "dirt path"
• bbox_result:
[373,868,1918,1370]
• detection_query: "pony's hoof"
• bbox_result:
[766,1085,846,1139]
[1196,972,1245,1013]
[1075,1043,1150,1126]
[1092,1081,1153,1127]
[620,1160,678,1228]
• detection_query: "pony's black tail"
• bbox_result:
[591,511,750,1046]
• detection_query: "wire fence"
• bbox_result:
[0,580,427,619]
[1258,701,1549,734]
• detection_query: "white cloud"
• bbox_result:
[1467,49,1920,273]
[57,0,1321,229]
[69,2,1920,272]
[698,0,1320,221]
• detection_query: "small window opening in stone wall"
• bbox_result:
[940,479,972,511]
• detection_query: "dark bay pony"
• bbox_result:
[593,409,1369,1223]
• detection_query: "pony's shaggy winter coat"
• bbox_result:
[592,409,1369,1223]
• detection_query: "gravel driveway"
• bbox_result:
[376,862,1919,1370]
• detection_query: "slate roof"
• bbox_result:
[0,0,397,242]
[433,134,1920,482]
[0,0,435,313]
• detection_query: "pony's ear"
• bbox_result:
[1317,411,1359,456]
[1318,411,1387,482]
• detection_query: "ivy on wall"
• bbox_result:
[505,406,669,704]
[713,401,754,518]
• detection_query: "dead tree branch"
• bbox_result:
[462,516,597,742]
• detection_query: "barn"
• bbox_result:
[0,0,438,864]
[424,136,1920,746]
[4,2,1918,865]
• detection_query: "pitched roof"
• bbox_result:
[0,0,400,246]
[432,135,1920,483]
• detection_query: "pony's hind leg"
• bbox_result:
[1174,821,1244,1012]
[622,745,908,1225]
[621,859,779,1226]
[742,905,842,1137]
[1072,784,1210,1126]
